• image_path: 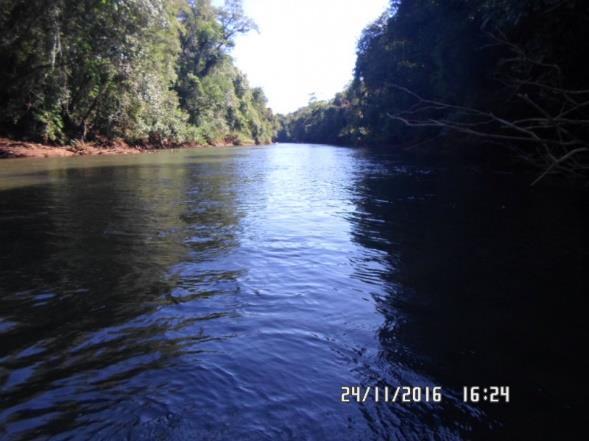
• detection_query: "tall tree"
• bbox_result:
[0,0,276,145]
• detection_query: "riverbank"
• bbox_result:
[0,137,255,159]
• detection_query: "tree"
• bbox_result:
[280,0,589,181]
[174,0,275,145]
[0,0,276,145]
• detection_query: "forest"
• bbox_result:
[278,0,589,182]
[1,0,588,180]
[1,3,587,438]
[0,0,277,148]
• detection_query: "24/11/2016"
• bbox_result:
[341,386,443,403]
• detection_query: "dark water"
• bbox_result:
[0,144,587,440]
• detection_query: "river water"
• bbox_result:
[0,143,586,440]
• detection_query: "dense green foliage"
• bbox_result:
[279,0,589,173]
[0,0,276,145]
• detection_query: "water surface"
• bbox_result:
[0,144,586,440]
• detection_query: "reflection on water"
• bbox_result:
[0,144,586,440]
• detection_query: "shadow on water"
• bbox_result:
[346,151,588,440]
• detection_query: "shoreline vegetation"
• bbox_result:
[2,1,587,182]
[0,0,277,155]
[277,0,589,183]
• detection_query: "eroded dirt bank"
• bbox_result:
[0,138,250,159]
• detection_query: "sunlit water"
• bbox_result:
[0,144,586,440]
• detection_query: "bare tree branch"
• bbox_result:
[386,33,589,185]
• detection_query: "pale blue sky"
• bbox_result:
[214,0,390,114]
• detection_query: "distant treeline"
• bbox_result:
[0,0,277,146]
[279,0,589,179]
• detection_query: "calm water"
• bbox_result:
[0,144,586,440]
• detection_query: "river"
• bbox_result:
[0,143,586,440]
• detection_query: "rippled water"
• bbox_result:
[0,144,587,440]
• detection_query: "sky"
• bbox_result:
[213,0,390,114]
